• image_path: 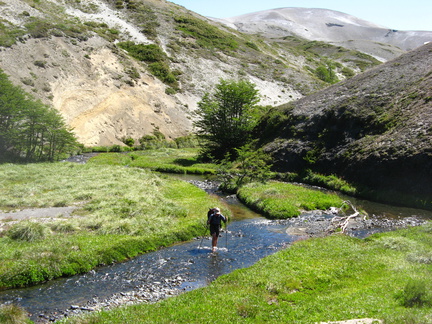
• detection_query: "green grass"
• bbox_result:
[60,223,432,324]
[237,181,344,218]
[88,148,218,175]
[0,304,32,324]
[0,162,224,289]
[174,16,239,52]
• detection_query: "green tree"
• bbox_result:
[315,62,339,84]
[193,79,261,160]
[218,143,273,192]
[0,69,78,162]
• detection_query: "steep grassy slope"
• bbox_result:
[258,43,432,209]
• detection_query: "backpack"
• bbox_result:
[207,208,216,220]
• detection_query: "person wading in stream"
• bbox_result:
[207,207,227,252]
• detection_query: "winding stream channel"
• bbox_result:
[1,172,431,323]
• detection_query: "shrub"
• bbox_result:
[245,41,259,51]
[117,42,178,86]
[109,144,122,152]
[395,279,432,307]
[34,60,47,68]
[174,135,199,148]
[25,19,52,38]
[315,64,339,83]
[118,42,165,62]
[122,137,135,147]
[148,61,177,86]
[7,221,48,242]
[174,16,239,52]
[0,22,25,47]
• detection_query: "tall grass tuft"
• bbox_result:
[7,221,49,242]
[0,304,31,324]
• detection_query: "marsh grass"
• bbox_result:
[60,224,432,324]
[237,181,343,218]
[0,162,223,288]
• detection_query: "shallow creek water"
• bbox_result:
[0,201,295,321]
[1,173,431,322]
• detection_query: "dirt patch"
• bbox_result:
[0,206,81,235]
[0,207,78,221]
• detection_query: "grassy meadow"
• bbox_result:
[59,223,432,324]
[238,181,344,218]
[0,162,225,289]
[88,148,218,175]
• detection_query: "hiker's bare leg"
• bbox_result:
[212,233,218,251]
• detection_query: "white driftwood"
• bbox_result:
[330,201,365,233]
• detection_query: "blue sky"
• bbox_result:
[168,0,432,31]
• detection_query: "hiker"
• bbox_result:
[207,207,227,252]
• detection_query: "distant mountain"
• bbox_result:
[215,7,432,61]
[257,42,432,209]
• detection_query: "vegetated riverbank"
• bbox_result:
[0,162,225,289]
[49,179,428,323]
[56,222,432,324]
[2,150,430,323]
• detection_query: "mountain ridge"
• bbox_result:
[215,7,432,61]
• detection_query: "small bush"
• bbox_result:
[34,60,47,68]
[25,19,52,38]
[245,41,259,51]
[7,221,48,242]
[395,279,432,308]
[21,77,34,86]
[315,63,338,83]
[174,16,239,52]
[118,42,178,86]
[109,144,122,152]
[122,137,135,147]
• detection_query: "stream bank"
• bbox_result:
[0,178,430,323]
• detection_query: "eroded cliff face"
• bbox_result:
[0,34,190,146]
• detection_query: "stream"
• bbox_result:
[1,172,431,323]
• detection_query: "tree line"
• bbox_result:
[0,69,78,163]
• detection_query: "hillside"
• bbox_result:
[217,7,432,62]
[258,42,432,209]
[0,0,381,146]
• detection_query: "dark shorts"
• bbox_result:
[210,224,221,236]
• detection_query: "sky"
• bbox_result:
[168,0,432,31]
